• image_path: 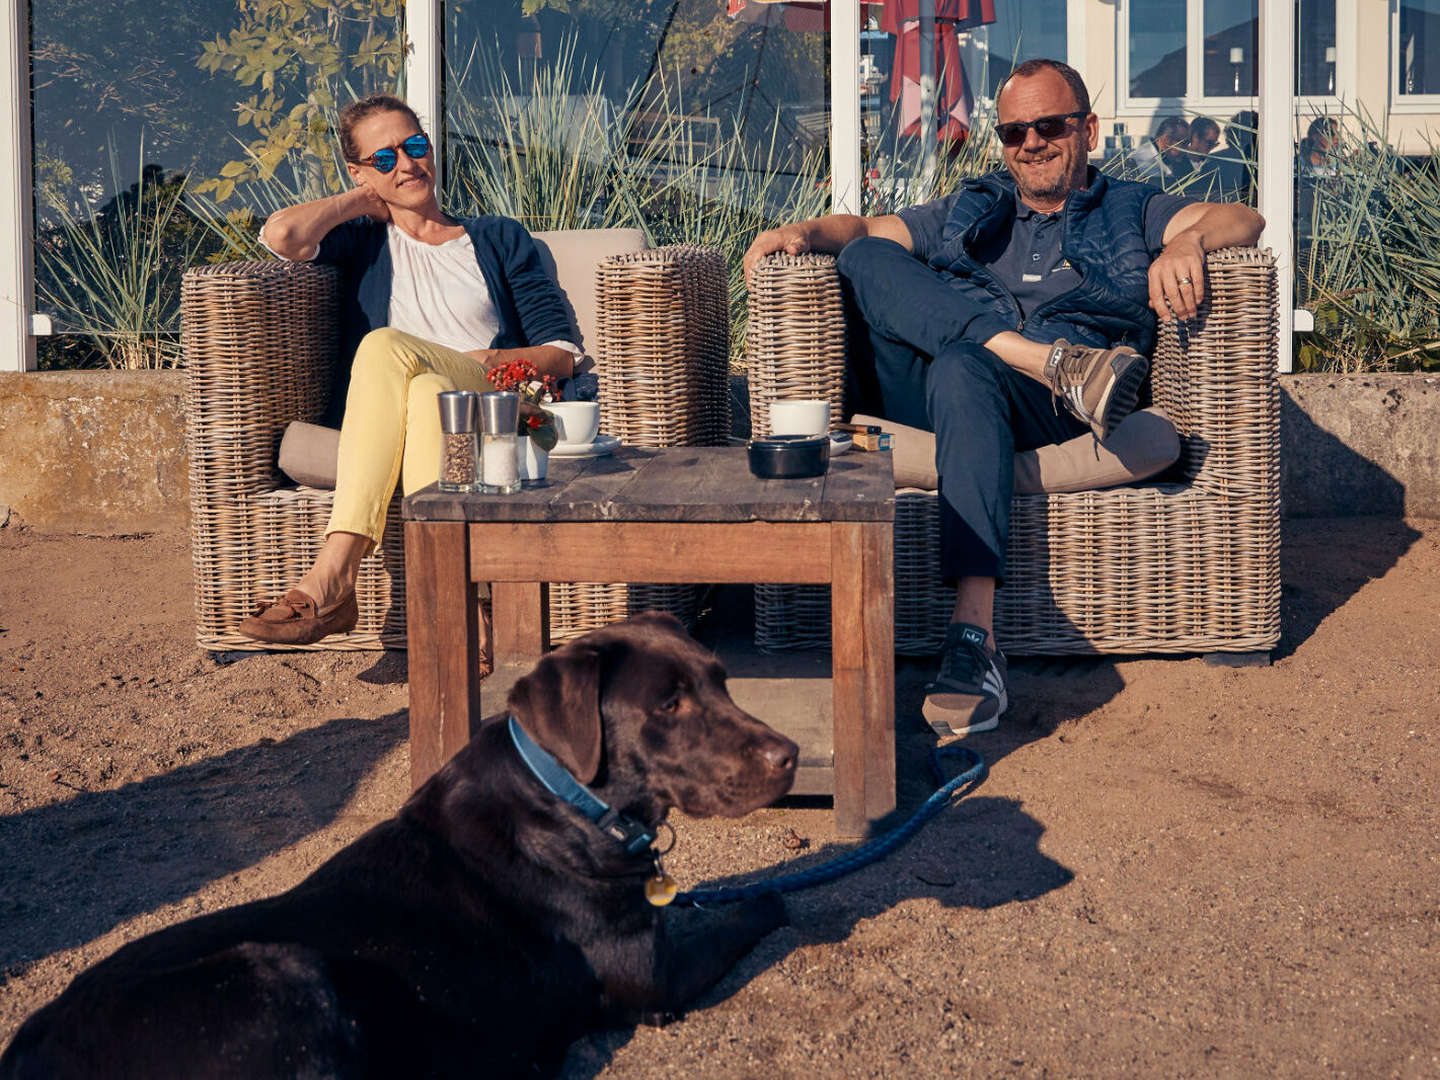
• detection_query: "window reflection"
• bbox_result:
[1296,0,1338,96]
[1203,0,1258,97]
[1399,0,1440,95]
[1130,0,1187,98]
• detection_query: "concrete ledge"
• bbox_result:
[0,371,188,535]
[1281,373,1440,519]
[0,370,1436,535]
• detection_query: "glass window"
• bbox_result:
[1126,0,1341,103]
[966,0,1068,102]
[1296,0,1338,95]
[1398,0,1440,95]
[442,0,829,232]
[1202,0,1258,97]
[1129,0,1187,98]
[30,0,403,368]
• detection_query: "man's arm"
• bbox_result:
[742,214,913,281]
[1149,202,1265,321]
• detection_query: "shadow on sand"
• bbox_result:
[0,711,407,979]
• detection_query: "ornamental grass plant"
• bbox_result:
[1293,106,1440,372]
[34,140,215,369]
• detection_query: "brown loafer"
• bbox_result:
[237,589,359,645]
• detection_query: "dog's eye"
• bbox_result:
[658,691,682,714]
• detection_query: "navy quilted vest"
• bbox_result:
[926,167,1160,354]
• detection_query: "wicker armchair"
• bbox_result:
[183,234,729,652]
[746,247,1280,657]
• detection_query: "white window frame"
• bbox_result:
[1389,0,1440,113]
[2,0,35,372]
[1115,0,1355,123]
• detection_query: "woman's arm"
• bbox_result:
[261,187,390,261]
[465,344,575,380]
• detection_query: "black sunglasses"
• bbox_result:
[995,111,1088,148]
[351,133,431,174]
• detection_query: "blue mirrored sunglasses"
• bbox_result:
[352,133,431,174]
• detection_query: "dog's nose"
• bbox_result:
[760,737,798,776]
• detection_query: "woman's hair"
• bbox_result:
[338,94,423,163]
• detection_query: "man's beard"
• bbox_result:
[1011,154,1086,204]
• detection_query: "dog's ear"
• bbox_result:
[506,642,604,782]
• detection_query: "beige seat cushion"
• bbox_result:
[278,421,343,489]
[279,228,652,490]
[531,228,649,355]
[850,407,1181,494]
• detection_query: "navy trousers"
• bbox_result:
[835,237,1087,583]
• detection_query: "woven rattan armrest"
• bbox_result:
[182,260,340,501]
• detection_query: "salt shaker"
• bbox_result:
[480,391,521,495]
[437,390,480,493]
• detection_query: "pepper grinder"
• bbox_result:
[437,390,480,493]
[480,391,521,495]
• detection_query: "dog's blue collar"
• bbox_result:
[507,716,656,856]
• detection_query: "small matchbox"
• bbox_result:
[851,432,892,452]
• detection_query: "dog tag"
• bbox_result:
[644,873,678,907]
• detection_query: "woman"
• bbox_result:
[239,94,579,646]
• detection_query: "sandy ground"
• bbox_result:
[2,515,1438,1078]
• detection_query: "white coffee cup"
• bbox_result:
[541,401,601,446]
[770,399,831,437]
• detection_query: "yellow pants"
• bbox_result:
[327,327,493,544]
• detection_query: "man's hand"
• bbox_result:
[742,225,811,283]
[1148,232,1206,322]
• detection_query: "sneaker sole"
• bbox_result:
[922,686,1007,737]
[1094,351,1150,441]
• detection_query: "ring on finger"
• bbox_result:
[1177,276,1193,286]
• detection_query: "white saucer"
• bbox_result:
[548,433,620,459]
[829,432,853,455]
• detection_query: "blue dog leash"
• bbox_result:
[508,716,987,908]
[674,743,986,906]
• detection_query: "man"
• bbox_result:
[742,59,1263,736]
[1109,115,1190,186]
[1194,111,1257,203]
[1176,116,1221,179]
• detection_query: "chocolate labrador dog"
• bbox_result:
[1,612,798,1079]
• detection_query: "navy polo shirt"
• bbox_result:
[898,189,1195,319]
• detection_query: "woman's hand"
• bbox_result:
[354,182,391,224]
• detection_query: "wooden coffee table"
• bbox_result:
[402,445,896,837]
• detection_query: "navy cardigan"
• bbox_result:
[312,215,576,426]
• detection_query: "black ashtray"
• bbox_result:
[748,434,830,479]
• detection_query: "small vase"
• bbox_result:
[518,434,548,484]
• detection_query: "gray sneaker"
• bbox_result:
[1044,339,1149,441]
[922,622,1009,736]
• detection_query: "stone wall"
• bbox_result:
[1280,373,1440,519]
[0,370,1436,535]
[0,371,188,534]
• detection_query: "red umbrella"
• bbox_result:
[879,0,995,140]
[726,0,994,142]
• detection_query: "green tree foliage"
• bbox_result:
[195,0,404,202]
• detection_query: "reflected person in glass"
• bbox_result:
[1194,110,1258,204]
[743,58,1264,739]
[238,95,581,653]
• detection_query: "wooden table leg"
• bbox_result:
[491,580,546,669]
[405,521,483,792]
[830,521,896,837]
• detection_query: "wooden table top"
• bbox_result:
[404,445,895,524]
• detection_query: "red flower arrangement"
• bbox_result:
[486,359,561,451]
